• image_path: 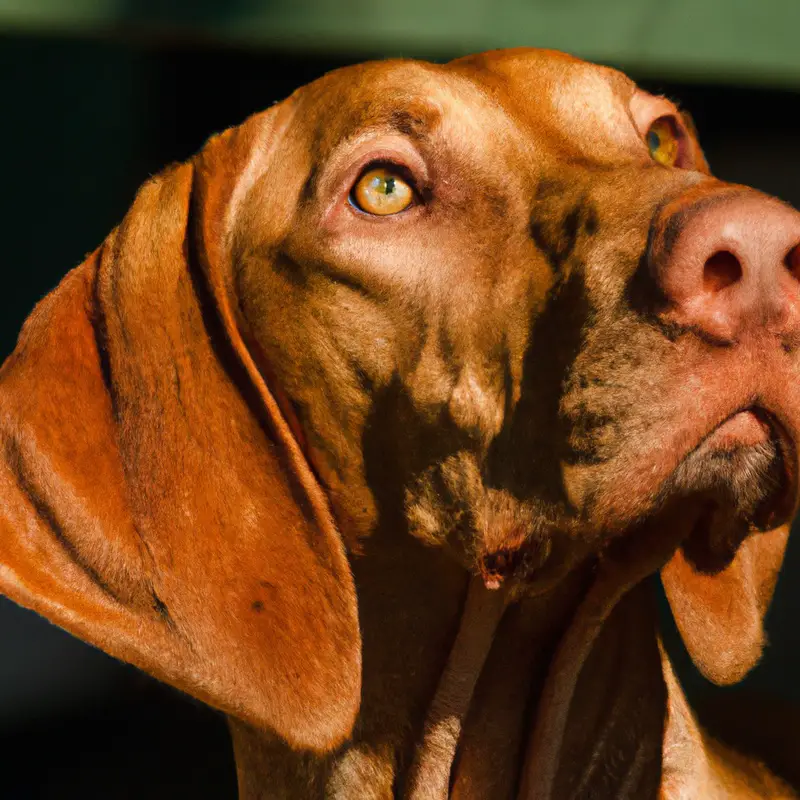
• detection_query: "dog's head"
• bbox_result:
[232,50,798,675]
[1,49,797,750]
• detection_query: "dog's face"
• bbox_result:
[1,46,797,752]
[234,49,798,594]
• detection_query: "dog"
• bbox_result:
[1,48,799,798]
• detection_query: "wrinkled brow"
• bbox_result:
[300,99,443,201]
[346,99,443,141]
[385,108,439,139]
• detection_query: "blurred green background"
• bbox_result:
[1,3,799,797]
[3,0,800,86]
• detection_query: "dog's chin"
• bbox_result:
[454,408,795,594]
[495,409,794,593]
[656,409,794,574]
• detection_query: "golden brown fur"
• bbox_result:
[2,48,800,797]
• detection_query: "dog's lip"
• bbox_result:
[700,408,771,451]
[690,403,798,528]
[752,407,798,527]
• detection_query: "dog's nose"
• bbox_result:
[649,191,800,342]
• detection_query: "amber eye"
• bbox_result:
[646,116,682,167]
[351,167,415,215]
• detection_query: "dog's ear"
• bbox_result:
[661,525,788,685]
[0,99,361,752]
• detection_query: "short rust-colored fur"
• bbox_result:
[1,49,798,798]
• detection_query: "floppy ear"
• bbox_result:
[661,524,788,685]
[0,99,361,752]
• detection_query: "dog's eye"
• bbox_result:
[351,167,414,215]
[646,116,682,167]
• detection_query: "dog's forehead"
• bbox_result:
[448,47,636,102]
[292,60,458,149]
[447,49,641,159]
[293,49,642,166]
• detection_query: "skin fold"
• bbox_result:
[1,48,799,798]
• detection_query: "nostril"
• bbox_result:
[703,250,742,293]
[785,244,800,282]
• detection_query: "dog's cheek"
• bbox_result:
[233,254,398,544]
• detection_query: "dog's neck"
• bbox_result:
[227,532,685,799]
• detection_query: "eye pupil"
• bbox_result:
[384,177,396,195]
[647,130,661,152]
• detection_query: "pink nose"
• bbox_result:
[650,191,800,342]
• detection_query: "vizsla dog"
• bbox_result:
[1,48,799,798]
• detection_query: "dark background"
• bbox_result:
[2,26,800,800]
